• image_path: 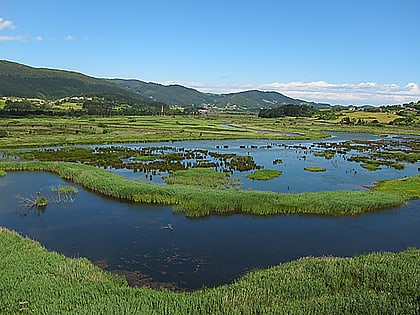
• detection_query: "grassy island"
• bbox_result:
[304,167,327,172]
[246,169,282,180]
[1,161,418,217]
[0,227,418,314]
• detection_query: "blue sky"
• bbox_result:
[1,0,419,105]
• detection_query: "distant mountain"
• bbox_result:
[0,60,330,111]
[111,79,331,111]
[111,79,215,106]
[0,60,151,104]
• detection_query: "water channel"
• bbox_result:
[0,132,419,290]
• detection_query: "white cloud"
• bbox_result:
[163,80,420,106]
[0,17,14,30]
[0,35,27,41]
[65,35,74,41]
[35,35,43,41]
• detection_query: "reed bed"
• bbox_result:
[0,227,418,314]
[0,161,412,217]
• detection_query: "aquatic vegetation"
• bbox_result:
[0,169,5,176]
[50,185,78,203]
[9,145,261,175]
[16,192,48,212]
[0,161,412,217]
[361,163,381,171]
[304,167,327,172]
[163,168,239,189]
[314,150,335,159]
[246,169,282,180]
[0,227,418,314]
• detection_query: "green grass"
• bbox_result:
[0,227,418,314]
[2,114,418,149]
[246,169,282,180]
[373,174,420,200]
[0,161,414,217]
[163,168,238,189]
[0,169,5,177]
[304,167,327,172]
[361,163,381,171]
[133,155,156,161]
[0,115,327,148]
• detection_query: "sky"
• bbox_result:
[1,0,419,106]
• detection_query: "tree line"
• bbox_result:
[258,104,318,118]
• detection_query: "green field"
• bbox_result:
[0,114,419,148]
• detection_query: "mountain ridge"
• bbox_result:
[0,60,330,110]
[111,79,331,110]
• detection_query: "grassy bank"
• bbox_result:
[0,227,418,314]
[1,161,417,217]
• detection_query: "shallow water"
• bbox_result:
[1,170,419,290]
[111,132,419,193]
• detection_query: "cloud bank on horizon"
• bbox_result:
[162,80,420,106]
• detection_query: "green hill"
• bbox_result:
[112,79,331,111]
[0,60,149,102]
[0,60,330,111]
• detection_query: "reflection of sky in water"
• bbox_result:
[1,171,419,290]
[110,132,419,193]
[0,132,419,290]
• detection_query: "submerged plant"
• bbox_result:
[50,185,78,203]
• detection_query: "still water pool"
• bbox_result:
[1,172,419,290]
[0,133,419,290]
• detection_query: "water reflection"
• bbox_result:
[1,171,419,290]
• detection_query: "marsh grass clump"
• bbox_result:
[50,185,78,203]
[304,167,327,172]
[373,174,420,200]
[163,168,239,189]
[246,169,282,180]
[0,169,5,177]
[361,163,381,171]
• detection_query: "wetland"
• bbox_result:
[1,131,419,290]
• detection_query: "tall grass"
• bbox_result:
[0,161,412,217]
[0,227,418,314]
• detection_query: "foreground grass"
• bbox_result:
[1,161,417,217]
[0,227,418,314]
